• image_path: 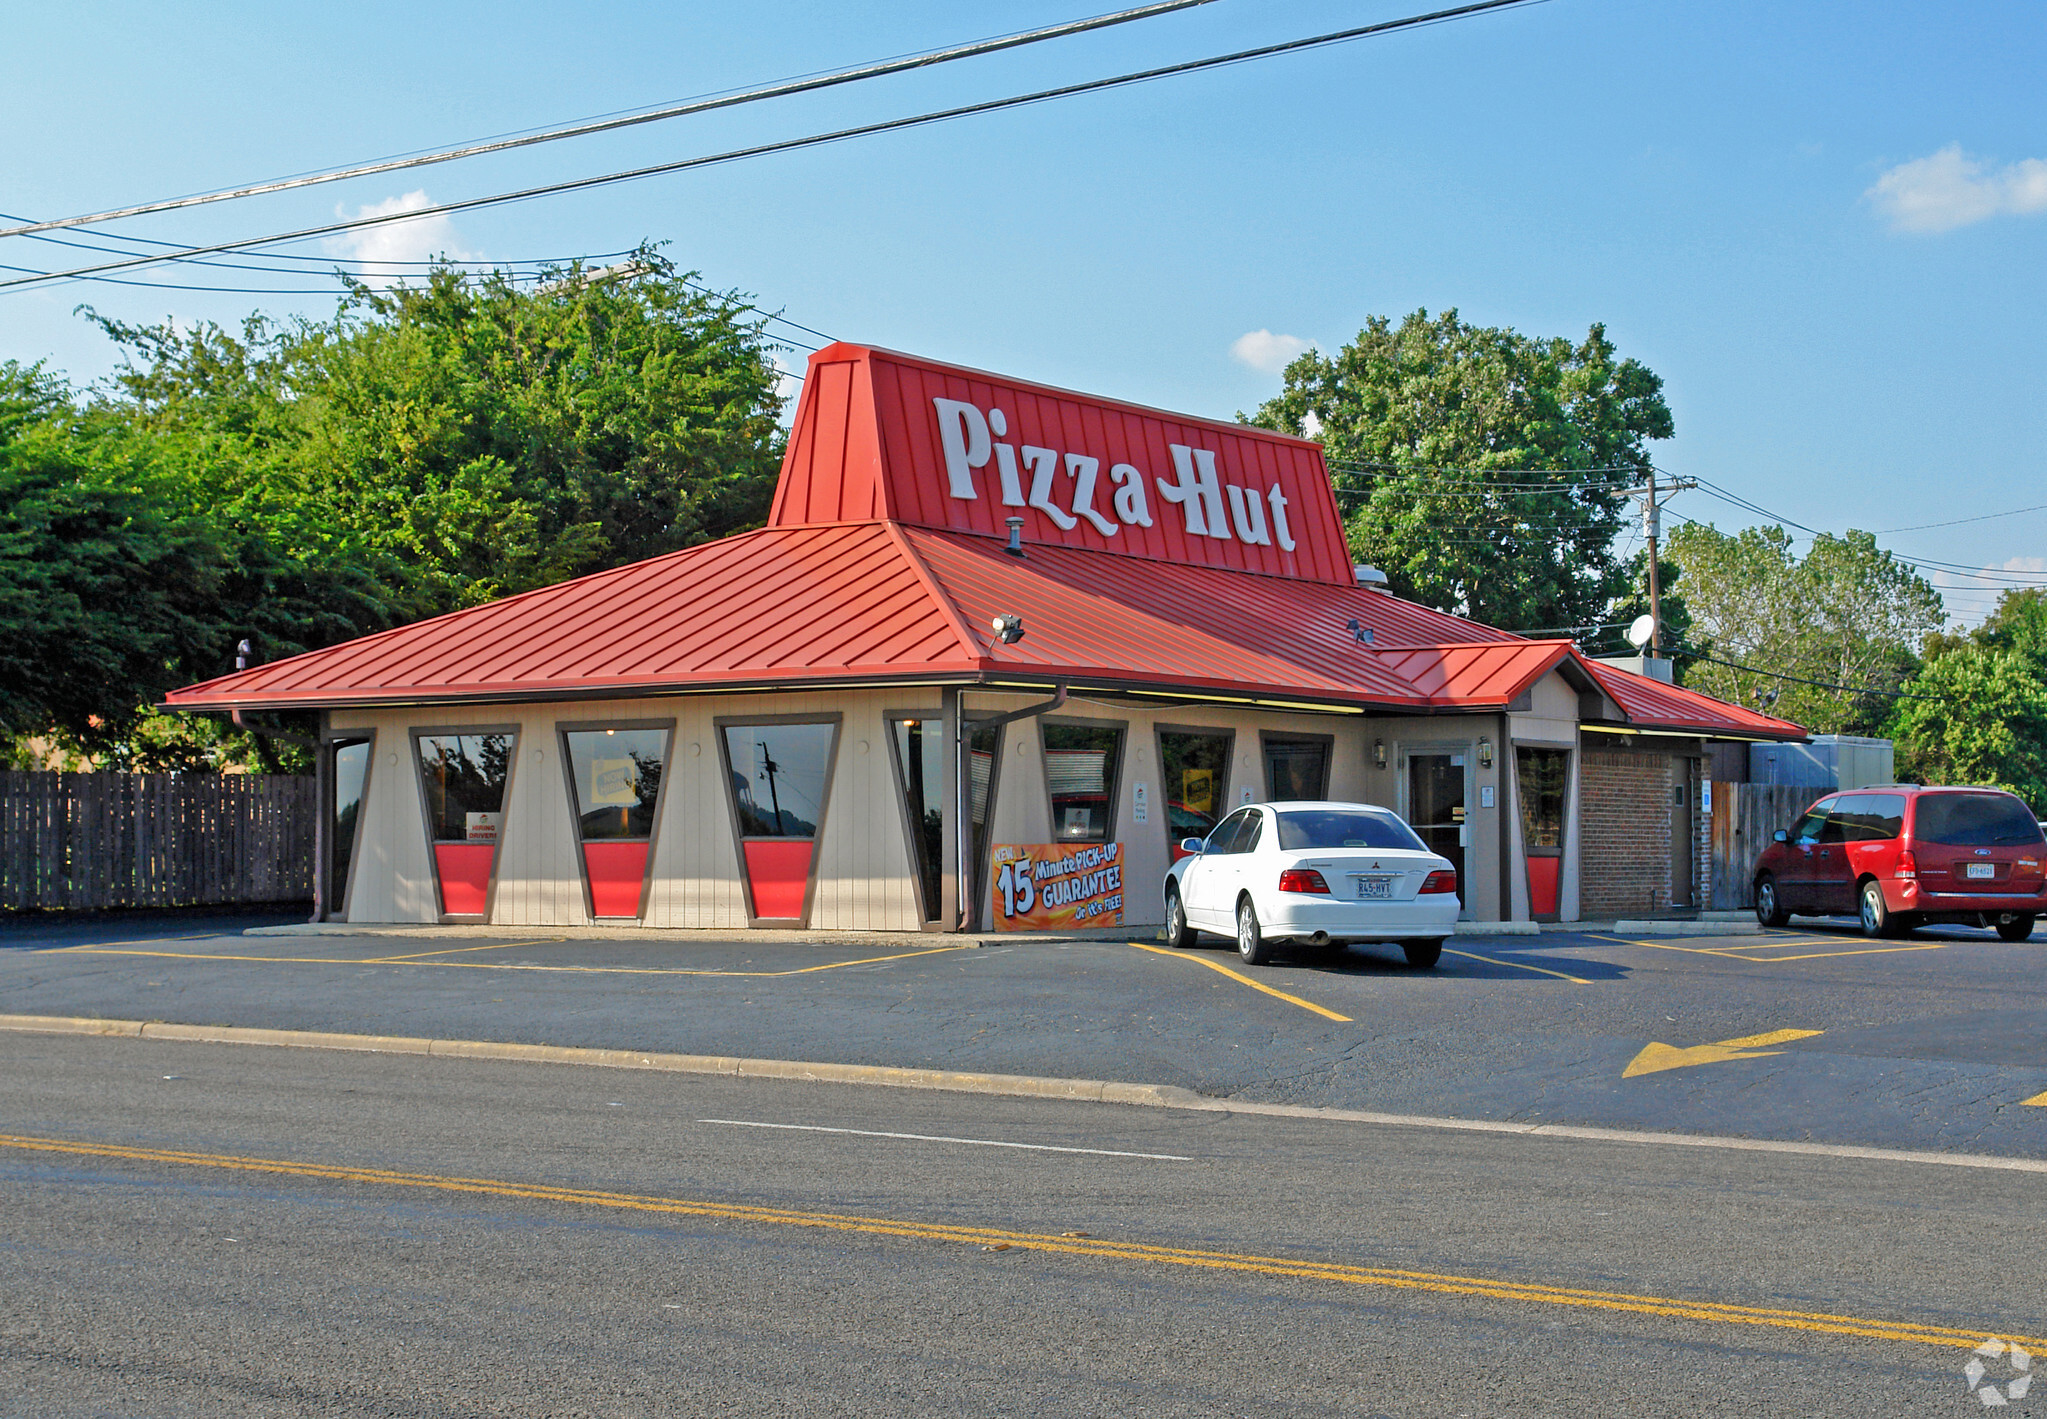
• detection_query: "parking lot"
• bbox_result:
[3,911,2042,1159]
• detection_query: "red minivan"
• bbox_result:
[1752,786,2047,940]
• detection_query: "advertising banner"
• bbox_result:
[989,842,1124,931]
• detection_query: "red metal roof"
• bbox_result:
[163,342,1804,740]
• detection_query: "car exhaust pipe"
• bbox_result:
[1306,931,1332,946]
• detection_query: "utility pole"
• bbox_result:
[757,743,783,831]
[1622,471,1696,657]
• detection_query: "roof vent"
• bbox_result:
[1353,564,1389,587]
[1346,619,1376,646]
[1004,516,1026,558]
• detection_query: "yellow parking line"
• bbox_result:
[3,1130,2030,1353]
[362,941,541,962]
[1593,934,1957,964]
[1126,942,1351,1022]
[1442,948,1589,984]
[53,943,977,978]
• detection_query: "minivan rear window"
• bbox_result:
[1832,793,1905,842]
[1275,810,1425,852]
[1912,792,2045,847]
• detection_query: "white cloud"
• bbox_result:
[323,190,477,281]
[1866,144,2047,233]
[1926,556,2047,630]
[1230,329,1314,373]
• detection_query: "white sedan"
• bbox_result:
[1162,801,1460,968]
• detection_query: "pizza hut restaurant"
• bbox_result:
[165,344,1804,932]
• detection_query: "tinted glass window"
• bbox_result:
[1515,747,1568,851]
[565,728,668,840]
[1238,812,1265,854]
[416,733,513,842]
[1264,738,1328,801]
[1160,730,1230,838]
[965,719,1004,928]
[891,717,943,922]
[1044,723,1123,842]
[724,723,834,838]
[1913,792,2045,847]
[1831,793,1905,842]
[1276,810,1427,852]
[1210,809,1254,854]
[1791,798,1836,844]
[331,739,370,911]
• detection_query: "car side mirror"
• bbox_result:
[1773,828,1788,843]
[1180,837,1206,855]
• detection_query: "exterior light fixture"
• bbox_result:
[1004,516,1026,557]
[991,614,1026,645]
[235,638,252,672]
[1346,618,1375,645]
[1478,735,1494,769]
[1373,739,1387,769]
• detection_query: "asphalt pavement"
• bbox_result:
[4,1031,2041,1417]
[2,910,2043,1158]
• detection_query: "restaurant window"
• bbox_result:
[1262,734,1332,802]
[1516,746,1569,919]
[1158,728,1231,860]
[889,715,944,923]
[1042,721,1124,843]
[965,717,1005,929]
[328,736,373,919]
[720,719,839,922]
[414,730,516,919]
[561,723,672,920]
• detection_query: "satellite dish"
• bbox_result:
[1626,614,1656,649]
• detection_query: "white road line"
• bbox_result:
[698,1119,1190,1160]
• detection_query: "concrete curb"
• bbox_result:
[4,1013,2043,1175]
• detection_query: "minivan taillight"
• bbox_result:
[1277,868,1331,895]
[1420,870,1458,895]
[1894,850,1917,881]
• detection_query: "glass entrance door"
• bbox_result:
[1407,752,1467,909]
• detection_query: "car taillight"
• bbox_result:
[1894,850,1917,881]
[1420,869,1458,895]
[1277,868,1331,894]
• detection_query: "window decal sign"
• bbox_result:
[990,842,1124,930]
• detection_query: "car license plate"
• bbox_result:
[1966,862,1996,880]
[1355,876,1394,900]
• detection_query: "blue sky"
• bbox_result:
[4,0,2041,624]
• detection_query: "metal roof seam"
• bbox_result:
[883,519,991,669]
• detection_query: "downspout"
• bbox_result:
[952,681,1069,931]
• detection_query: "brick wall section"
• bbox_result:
[1580,750,1674,918]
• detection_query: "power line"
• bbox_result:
[1675,644,1943,702]
[0,0,1544,295]
[0,0,1227,241]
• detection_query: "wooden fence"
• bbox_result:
[0,772,316,912]
[1708,782,1820,911]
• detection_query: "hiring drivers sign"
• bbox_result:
[990,842,1124,930]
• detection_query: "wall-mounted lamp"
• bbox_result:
[1373,738,1387,770]
[1478,735,1494,769]
[991,613,1026,645]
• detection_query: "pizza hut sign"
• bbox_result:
[932,397,1300,551]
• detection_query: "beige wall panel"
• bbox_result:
[813,689,933,932]
[643,696,752,930]
[493,706,587,927]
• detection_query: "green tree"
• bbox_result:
[1890,589,2047,806]
[88,248,788,617]
[1664,523,1944,734]
[1245,308,1672,631]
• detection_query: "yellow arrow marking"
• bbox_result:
[1624,1028,1824,1079]
[2022,1091,2047,1108]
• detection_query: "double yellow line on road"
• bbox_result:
[4,1130,2030,1353]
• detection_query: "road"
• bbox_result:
[4,1029,2042,1417]
[4,912,2044,1157]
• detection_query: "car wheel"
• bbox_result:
[1754,875,1790,928]
[1402,939,1443,969]
[1235,896,1273,966]
[1995,914,2037,943]
[1859,879,1900,939]
[1162,887,1196,949]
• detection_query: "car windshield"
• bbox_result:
[1912,792,2044,847]
[1274,809,1424,852]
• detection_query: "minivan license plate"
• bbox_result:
[1966,862,1995,879]
[1355,876,1394,899]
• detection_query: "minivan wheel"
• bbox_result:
[1995,914,2037,943]
[1755,876,1790,928]
[1236,897,1274,966]
[1859,880,1900,939]
[1163,887,1196,949]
